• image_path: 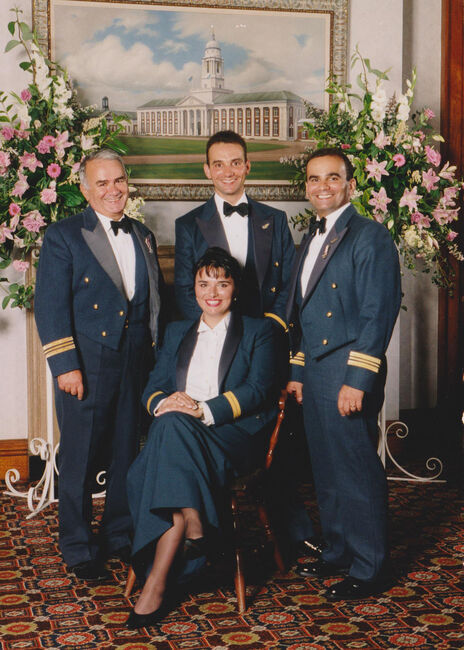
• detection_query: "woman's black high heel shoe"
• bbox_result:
[183,537,207,560]
[126,601,169,629]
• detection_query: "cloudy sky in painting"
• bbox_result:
[51,1,328,112]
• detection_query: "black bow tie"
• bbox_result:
[308,216,327,237]
[223,201,249,217]
[110,216,132,236]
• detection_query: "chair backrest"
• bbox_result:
[265,389,288,470]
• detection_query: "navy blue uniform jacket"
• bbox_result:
[142,313,278,436]
[174,195,295,331]
[34,206,163,377]
[287,204,401,392]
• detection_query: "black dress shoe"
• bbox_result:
[126,602,169,630]
[324,575,394,601]
[296,558,345,579]
[183,537,207,560]
[70,560,109,581]
[297,537,324,558]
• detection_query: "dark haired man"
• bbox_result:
[174,130,293,329]
[35,149,164,580]
[286,147,401,599]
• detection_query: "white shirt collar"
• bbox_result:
[198,311,231,333]
[214,192,248,217]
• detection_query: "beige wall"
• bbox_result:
[0,0,442,438]
[0,0,31,440]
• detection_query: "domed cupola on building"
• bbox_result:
[202,28,224,90]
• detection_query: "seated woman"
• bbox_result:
[126,247,278,629]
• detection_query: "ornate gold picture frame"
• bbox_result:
[33,0,349,201]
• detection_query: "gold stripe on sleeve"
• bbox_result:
[290,350,305,367]
[43,337,75,358]
[224,391,241,419]
[347,351,381,373]
[264,312,288,331]
[147,391,164,414]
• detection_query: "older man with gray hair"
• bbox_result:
[35,149,163,580]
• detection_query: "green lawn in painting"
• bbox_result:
[127,161,293,180]
[121,136,286,155]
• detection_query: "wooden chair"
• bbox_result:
[124,389,288,613]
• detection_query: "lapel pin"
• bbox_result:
[262,222,270,230]
[322,245,330,259]
[144,236,153,253]
[330,237,338,244]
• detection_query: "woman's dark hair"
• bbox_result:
[194,247,242,287]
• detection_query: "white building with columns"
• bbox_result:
[137,31,305,140]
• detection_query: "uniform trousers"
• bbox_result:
[302,344,388,581]
[127,411,269,580]
[54,326,152,567]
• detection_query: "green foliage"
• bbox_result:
[282,47,463,292]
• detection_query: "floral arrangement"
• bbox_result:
[0,10,141,309]
[283,48,463,291]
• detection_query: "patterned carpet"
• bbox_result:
[0,478,463,650]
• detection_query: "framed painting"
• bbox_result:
[32,0,349,200]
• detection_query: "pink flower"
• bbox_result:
[392,153,406,167]
[37,135,56,154]
[442,186,459,206]
[22,210,46,233]
[0,225,13,244]
[446,230,458,241]
[0,150,11,175]
[439,162,456,181]
[415,130,425,142]
[20,88,32,102]
[424,108,435,120]
[365,158,389,182]
[1,126,15,141]
[368,187,392,214]
[422,168,439,192]
[13,259,30,272]
[399,186,422,212]
[19,152,43,173]
[54,131,72,160]
[40,184,57,205]
[9,213,20,230]
[11,172,29,198]
[8,203,21,217]
[71,162,81,174]
[425,145,441,167]
[373,131,391,149]
[14,125,29,140]
[47,163,61,179]
[433,207,458,225]
[411,212,431,228]
[341,143,350,149]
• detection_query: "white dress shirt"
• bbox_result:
[214,193,248,267]
[300,203,350,296]
[96,212,136,300]
[185,312,231,425]
[155,313,231,426]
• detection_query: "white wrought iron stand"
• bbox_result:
[4,364,106,518]
[378,405,445,483]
